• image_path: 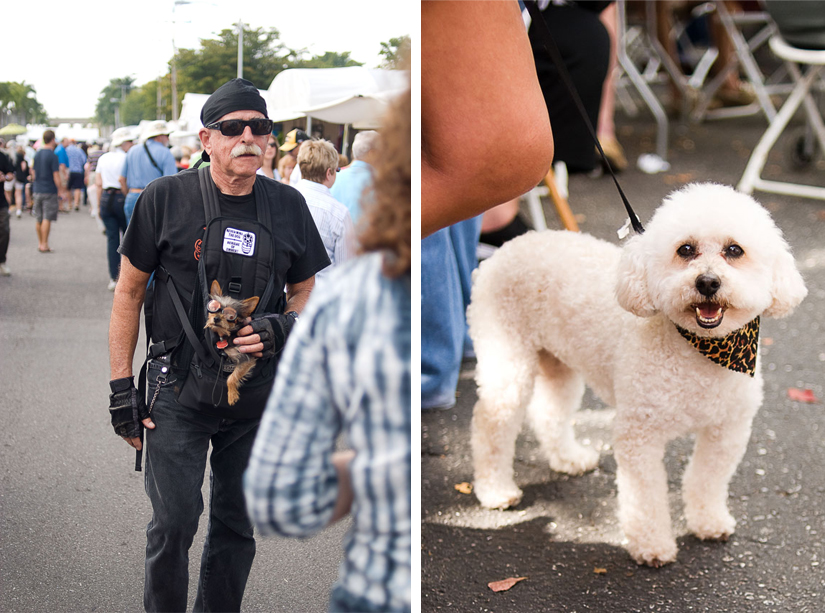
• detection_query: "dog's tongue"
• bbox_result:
[697,304,722,319]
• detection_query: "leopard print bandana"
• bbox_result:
[675,317,760,377]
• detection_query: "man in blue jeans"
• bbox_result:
[95,127,134,290]
[421,216,482,410]
[106,78,329,612]
[119,120,177,225]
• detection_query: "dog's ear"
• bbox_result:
[239,296,260,318]
[211,280,222,296]
[615,235,658,317]
[764,247,807,318]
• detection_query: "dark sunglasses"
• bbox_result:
[207,299,238,321]
[206,118,274,137]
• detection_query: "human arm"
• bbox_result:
[95,169,102,191]
[329,449,355,523]
[119,175,128,196]
[53,170,67,199]
[109,255,154,449]
[421,0,555,237]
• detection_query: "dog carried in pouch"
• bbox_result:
[467,183,807,566]
[204,280,260,405]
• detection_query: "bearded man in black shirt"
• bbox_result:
[107,78,329,612]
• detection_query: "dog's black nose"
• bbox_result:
[696,273,721,297]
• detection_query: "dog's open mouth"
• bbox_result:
[693,302,725,329]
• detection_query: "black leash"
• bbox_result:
[524,0,645,235]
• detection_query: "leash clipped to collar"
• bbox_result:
[523,0,645,235]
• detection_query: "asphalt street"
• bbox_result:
[0,205,348,611]
[422,110,825,612]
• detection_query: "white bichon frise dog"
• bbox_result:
[467,183,807,567]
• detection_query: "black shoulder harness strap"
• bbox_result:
[143,141,163,175]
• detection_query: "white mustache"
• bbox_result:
[230,144,263,158]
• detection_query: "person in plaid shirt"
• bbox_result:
[244,85,411,613]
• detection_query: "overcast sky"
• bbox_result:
[5,0,414,119]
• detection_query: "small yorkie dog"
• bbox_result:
[204,280,260,405]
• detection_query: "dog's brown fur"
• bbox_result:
[204,280,260,405]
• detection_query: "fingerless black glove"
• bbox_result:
[247,311,299,359]
[109,376,150,438]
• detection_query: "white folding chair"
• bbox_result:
[738,35,825,200]
[690,1,779,123]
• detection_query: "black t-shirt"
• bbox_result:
[14,154,29,184]
[0,152,13,208]
[119,168,330,344]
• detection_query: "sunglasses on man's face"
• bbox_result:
[206,118,274,137]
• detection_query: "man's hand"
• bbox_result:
[234,312,298,357]
[109,377,155,451]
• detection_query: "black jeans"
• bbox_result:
[99,189,127,281]
[143,360,260,612]
[0,206,9,264]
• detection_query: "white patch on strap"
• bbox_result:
[222,227,256,257]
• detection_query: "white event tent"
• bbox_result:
[266,66,409,133]
[175,68,407,154]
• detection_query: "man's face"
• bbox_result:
[200,110,268,180]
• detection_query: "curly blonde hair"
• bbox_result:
[358,85,411,278]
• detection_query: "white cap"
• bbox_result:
[142,120,172,140]
[110,127,135,148]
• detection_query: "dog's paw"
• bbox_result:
[227,386,240,406]
[687,510,736,542]
[624,537,678,568]
[548,444,600,476]
[474,480,523,510]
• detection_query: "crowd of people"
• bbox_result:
[0,111,384,292]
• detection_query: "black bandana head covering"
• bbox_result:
[200,78,268,126]
[199,79,268,164]
[676,316,760,377]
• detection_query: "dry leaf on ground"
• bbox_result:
[454,482,473,495]
[488,577,527,593]
[788,388,819,403]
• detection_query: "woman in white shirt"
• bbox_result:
[256,134,282,181]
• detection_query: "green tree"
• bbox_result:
[0,81,48,125]
[95,77,136,126]
[291,51,363,69]
[378,36,411,69]
[174,26,293,94]
[120,77,173,126]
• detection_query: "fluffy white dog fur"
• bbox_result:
[467,183,807,567]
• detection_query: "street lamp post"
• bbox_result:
[237,19,244,79]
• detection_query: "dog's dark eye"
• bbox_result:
[725,244,744,259]
[676,244,696,259]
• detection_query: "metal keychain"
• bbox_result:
[148,366,168,414]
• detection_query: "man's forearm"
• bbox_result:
[329,450,355,524]
[119,176,128,196]
[109,281,146,379]
[285,276,315,314]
